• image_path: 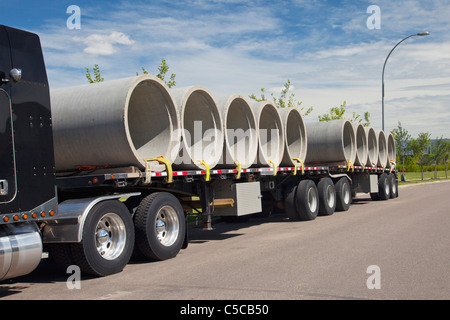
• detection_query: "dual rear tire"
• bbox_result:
[286,177,351,221]
[48,193,185,277]
[371,173,398,200]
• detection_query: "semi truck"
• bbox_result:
[0,25,398,281]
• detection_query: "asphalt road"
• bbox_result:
[1,180,449,301]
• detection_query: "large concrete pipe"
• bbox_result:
[170,86,224,170]
[51,75,181,172]
[365,127,378,167]
[353,123,368,166]
[305,119,356,165]
[386,132,396,168]
[377,130,388,168]
[251,101,284,167]
[279,108,307,167]
[216,95,258,168]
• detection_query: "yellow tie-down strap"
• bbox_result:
[144,156,173,184]
[268,160,277,176]
[389,160,396,173]
[292,157,305,175]
[347,159,354,172]
[235,161,242,180]
[197,160,210,181]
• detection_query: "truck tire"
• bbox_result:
[335,177,351,211]
[388,173,398,198]
[70,200,135,277]
[285,185,299,221]
[378,173,390,200]
[317,177,336,216]
[134,192,186,261]
[294,179,319,221]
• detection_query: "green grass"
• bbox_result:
[398,170,449,185]
[400,170,449,180]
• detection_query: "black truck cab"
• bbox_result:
[0,25,57,281]
[0,25,57,220]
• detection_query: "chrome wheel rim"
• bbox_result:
[308,188,318,212]
[343,183,351,204]
[326,184,336,208]
[155,205,179,247]
[95,213,127,260]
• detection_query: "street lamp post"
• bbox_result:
[381,32,430,131]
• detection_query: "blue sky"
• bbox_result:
[1,0,449,138]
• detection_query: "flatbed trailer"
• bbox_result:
[0,24,398,281]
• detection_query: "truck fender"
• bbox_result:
[42,192,140,243]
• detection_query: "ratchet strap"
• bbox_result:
[389,160,396,173]
[235,161,242,180]
[292,157,305,175]
[268,160,278,176]
[144,156,173,184]
[346,159,354,172]
[197,160,210,181]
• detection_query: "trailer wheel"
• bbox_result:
[294,179,319,221]
[378,173,390,200]
[335,177,351,211]
[134,192,186,261]
[70,200,135,277]
[388,173,398,198]
[317,177,336,216]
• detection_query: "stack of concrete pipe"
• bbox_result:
[305,119,356,165]
[51,74,395,173]
[51,75,181,172]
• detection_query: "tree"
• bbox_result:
[409,132,432,180]
[391,121,411,170]
[85,59,176,88]
[318,101,371,127]
[430,136,450,178]
[249,80,314,117]
[85,64,104,83]
[136,59,176,88]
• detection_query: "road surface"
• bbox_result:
[1,180,449,300]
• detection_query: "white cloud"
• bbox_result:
[73,31,135,55]
[32,0,450,138]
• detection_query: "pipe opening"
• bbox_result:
[387,133,396,167]
[366,127,378,166]
[181,90,222,167]
[354,124,368,166]
[127,81,178,159]
[342,122,355,161]
[286,112,305,158]
[258,104,283,165]
[377,131,387,167]
[224,98,257,167]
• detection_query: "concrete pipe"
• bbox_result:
[353,123,368,166]
[377,130,388,168]
[216,95,258,168]
[251,101,284,167]
[305,119,356,165]
[386,132,396,168]
[279,108,307,167]
[365,127,378,167]
[51,75,181,172]
[170,86,224,170]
